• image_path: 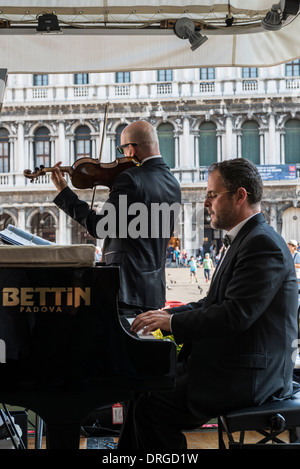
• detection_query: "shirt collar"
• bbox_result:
[226,213,259,243]
[141,155,162,165]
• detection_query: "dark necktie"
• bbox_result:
[223,234,231,249]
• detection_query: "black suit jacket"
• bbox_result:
[171,213,298,416]
[54,157,181,309]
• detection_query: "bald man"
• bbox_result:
[51,120,181,312]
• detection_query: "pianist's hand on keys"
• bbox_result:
[130,309,172,336]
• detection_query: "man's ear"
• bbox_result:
[236,187,248,204]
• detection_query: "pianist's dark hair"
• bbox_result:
[207,157,263,205]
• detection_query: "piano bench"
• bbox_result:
[218,390,300,449]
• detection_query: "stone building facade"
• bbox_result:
[0,64,300,255]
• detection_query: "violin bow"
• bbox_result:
[91,101,109,210]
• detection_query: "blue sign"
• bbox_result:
[257,165,297,180]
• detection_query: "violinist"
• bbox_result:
[51,120,181,313]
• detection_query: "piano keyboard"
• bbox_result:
[119,315,157,340]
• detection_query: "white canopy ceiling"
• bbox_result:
[0,1,300,73]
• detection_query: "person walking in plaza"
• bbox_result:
[188,255,198,283]
[287,239,300,279]
[173,246,181,267]
[130,157,299,449]
[202,252,213,282]
[181,249,188,267]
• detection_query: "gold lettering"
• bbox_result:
[2,286,91,308]
[67,287,73,306]
[74,287,91,307]
[49,288,66,305]
[3,288,19,306]
[34,288,52,305]
[20,288,34,306]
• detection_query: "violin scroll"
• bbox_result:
[24,165,47,182]
[24,164,72,183]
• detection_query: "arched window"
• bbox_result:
[31,211,56,243]
[198,121,217,167]
[0,213,14,230]
[34,127,50,168]
[241,120,260,165]
[284,119,300,164]
[115,124,127,159]
[0,128,9,173]
[157,123,175,168]
[74,125,91,160]
[281,206,300,244]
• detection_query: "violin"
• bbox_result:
[23,156,140,190]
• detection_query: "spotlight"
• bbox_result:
[174,17,208,51]
[261,2,284,30]
[225,14,234,27]
[36,13,61,33]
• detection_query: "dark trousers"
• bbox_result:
[133,362,211,449]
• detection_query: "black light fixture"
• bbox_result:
[225,14,234,27]
[36,13,61,33]
[174,17,208,51]
[261,2,284,30]
[225,2,234,27]
[261,0,300,31]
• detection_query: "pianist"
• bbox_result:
[50,120,181,313]
[130,158,299,449]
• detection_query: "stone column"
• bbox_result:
[280,130,285,164]
[225,115,233,160]
[267,113,276,164]
[68,134,75,165]
[27,137,34,170]
[236,130,242,158]
[16,121,25,171]
[17,208,26,231]
[50,136,57,166]
[56,210,72,244]
[269,203,278,231]
[216,131,223,161]
[179,117,191,174]
[57,120,67,164]
[175,133,180,168]
[259,130,265,165]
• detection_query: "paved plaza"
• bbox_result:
[165,264,215,305]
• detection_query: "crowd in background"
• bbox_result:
[167,238,300,283]
[166,242,221,283]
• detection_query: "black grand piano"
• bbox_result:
[0,241,177,449]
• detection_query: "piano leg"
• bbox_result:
[0,391,137,449]
[117,398,138,449]
[46,422,81,449]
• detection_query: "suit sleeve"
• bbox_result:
[53,171,137,239]
[167,300,205,314]
[172,233,288,344]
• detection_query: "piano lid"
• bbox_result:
[0,244,96,268]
